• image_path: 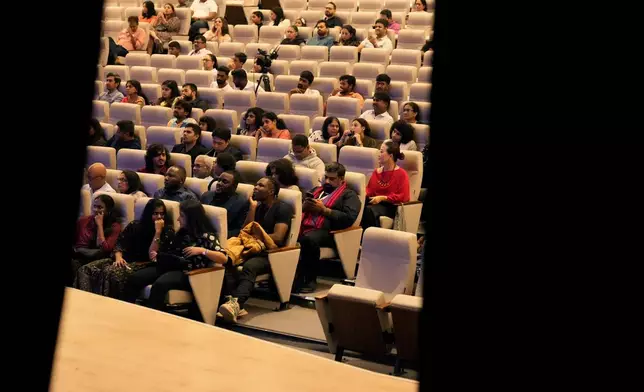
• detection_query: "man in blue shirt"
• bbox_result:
[106,120,141,152]
[154,166,199,202]
[306,20,335,49]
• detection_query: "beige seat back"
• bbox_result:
[134,197,181,232]
[93,100,110,123]
[294,166,319,191]
[256,138,291,163]
[87,146,117,169]
[278,114,310,137]
[397,150,422,201]
[204,109,239,130]
[184,177,210,199]
[337,145,378,181]
[390,294,423,363]
[146,126,181,150]
[141,106,173,128]
[170,152,193,177]
[110,102,142,125]
[203,205,229,247]
[276,188,302,247]
[94,191,135,228]
[236,160,268,185]
[116,148,146,171]
[230,134,257,161]
[288,93,323,122]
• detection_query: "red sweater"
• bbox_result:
[75,216,122,253]
[366,167,411,203]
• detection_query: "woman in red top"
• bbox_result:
[258,112,292,140]
[71,194,122,285]
[361,140,411,231]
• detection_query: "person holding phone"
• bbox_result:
[258,112,291,140]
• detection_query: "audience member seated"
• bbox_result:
[237,107,265,136]
[280,26,307,46]
[107,120,143,152]
[74,198,174,298]
[357,18,393,53]
[337,25,360,47]
[334,118,377,148]
[88,118,107,146]
[266,158,299,191]
[206,128,243,161]
[150,3,181,53]
[328,74,365,109]
[71,194,122,285]
[157,80,181,108]
[168,41,182,57]
[288,71,320,97]
[228,52,247,72]
[323,2,343,29]
[188,0,218,41]
[201,170,249,237]
[259,112,291,140]
[83,163,116,197]
[250,11,264,35]
[387,120,418,151]
[139,1,158,24]
[192,155,214,182]
[154,165,199,201]
[361,140,410,231]
[176,0,188,7]
[204,17,232,43]
[124,199,227,316]
[232,69,265,95]
[172,123,209,163]
[414,0,430,12]
[202,53,219,76]
[294,162,360,293]
[180,83,209,112]
[380,9,400,34]
[108,17,146,65]
[122,79,149,107]
[218,176,293,322]
[98,73,125,104]
[210,65,234,92]
[270,7,290,27]
[284,135,325,184]
[139,144,172,174]
[307,20,335,49]
[117,169,149,199]
[359,92,394,124]
[375,73,391,94]
[188,35,213,56]
[309,116,343,143]
[168,99,199,128]
[294,17,306,27]
[401,102,427,125]
[198,115,217,134]
[208,152,236,191]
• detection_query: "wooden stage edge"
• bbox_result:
[50,288,418,392]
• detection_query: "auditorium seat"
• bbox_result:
[275,45,301,62]
[388,81,410,103]
[87,146,117,169]
[186,70,214,88]
[190,108,204,122]
[294,166,320,190]
[301,46,329,62]
[354,0,384,11]
[158,68,186,86]
[268,60,289,77]
[400,100,430,123]
[390,49,422,68]
[396,29,426,50]
[141,106,173,128]
[80,189,91,217]
[256,138,291,163]
[103,65,130,81]
[411,123,430,150]
[326,96,361,119]
[110,103,142,125]
[349,11,378,29]
[423,49,433,67]
[233,24,259,44]
[289,60,319,78]
[136,172,165,196]
[409,82,431,102]
[256,92,289,115]
[223,90,256,115]
[176,55,202,71]
[93,100,110,123]
[388,293,422,374]
[319,62,352,78]
[310,77,337,102]
[100,122,115,140]
[236,160,268,185]
[329,46,359,64]
[217,42,245,58]
[352,63,385,81]
[134,125,147,150]
[310,142,338,164]
[198,88,224,109]
[146,126,181,150]
[124,52,151,67]
[230,135,257,161]
[385,64,418,87]
[354,79,375,99]
[259,26,287,45]
[141,84,162,106]
[116,148,146,171]
[274,75,300,94]
[184,177,210,199]
[365,120,392,144]
[337,145,378,180]
[150,54,177,69]
[417,66,432,83]
[170,152,193,177]
[175,8,192,36]
[278,114,310,137]
[289,94,324,122]
[204,109,239,130]
[129,66,158,83]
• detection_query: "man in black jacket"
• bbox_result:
[200,170,249,238]
[181,83,209,112]
[294,162,361,293]
[206,128,243,161]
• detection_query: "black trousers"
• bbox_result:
[107,37,129,65]
[361,202,398,231]
[189,20,210,41]
[123,266,192,311]
[296,229,335,285]
[222,256,270,308]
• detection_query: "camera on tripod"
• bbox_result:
[255,47,280,74]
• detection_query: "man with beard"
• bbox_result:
[180,83,210,112]
[306,20,335,49]
[288,71,321,97]
[200,170,249,238]
[210,65,234,92]
[327,74,365,110]
[375,73,391,94]
[357,18,393,53]
[167,99,198,128]
[359,91,394,125]
[231,68,265,95]
[323,2,343,29]
[293,162,360,293]
[171,123,209,164]
[153,166,199,202]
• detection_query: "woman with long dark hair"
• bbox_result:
[156,80,181,107]
[270,7,290,27]
[150,3,180,52]
[74,199,175,298]
[388,120,418,151]
[338,25,360,47]
[204,17,232,43]
[139,144,172,174]
[117,170,148,199]
[121,79,149,107]
[258,112,291,140]
[139,1,158,23]
[309,116,343,143]
[334,118,377,148]
[71,194,122,284]
[124,200,228,313]
[266,158,299,191]
[88,118,107,146]
[237,107,265,136]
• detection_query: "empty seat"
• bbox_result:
[299,10,324,23]
[259,26,287,45]
[141,106,173,128]
[109,103,142,125]
[186,70,214,88]
[326,96,361,119]
[133,125,147,149]
[174,40,193,55]
[244,42,273,59]
[150,54,176,69]
[400,100,430,123]
[389,294,423,374]
[171,152,193,177]
[87,146,117,169]
[289,94,324,122]
[256,138,292,163]
[146,126,181,150]
[338,145,378,180]
[184,177,210,199]
[217,42,245,57]
[354,79,375,99]
[223,90,256,115]
[329,46,359,64]
[300,46,329,62]
[102,20,124,40]
[359,48,389,65]
[278,114,310,137]
[141,83,162,104]
[349,11,378,29]
[296,26,313,40]
[391,11,407,29]
[289,60,319,77]
[100,122,115,140]
[409,82,431,102]
[423,50,433,67]
[190,108,204,122]
[236,160,268,185]
[275,45,301,62]
[176,55,202,71]
[310,77,338,101]
[129,66,158,83]
[355,0,383,10]
[319,62,352,77]
[310,142,338,164]
[204,109,239,131]
[80,189,91,217]
[158,68,186,86]
[93,100,110,123]
[388,81,410,102]
[365,120,391,143]
[411,123,429,150]
[230,135,258,161]
[406,11,435,30]
[274,75,300,94]
[256,92,290,115]
[363,98,399,120]
[206,41,219,55]
[383,0,409,12]
[175,7,191,35]
[198,88,224,109]
[352,63,385,80]
[136,172,165,196]
[267,59,289,77]
[396,29,426,50]
[117,148,146,171]
[390,49,422,68]
[418,66,432,83]
[104,6,124,20]
[103,65,130,82]
[124,52,151,67]
[295,166,320,190]
[233,25,259,45]
[282,0,307,9]
[385,64,418,86]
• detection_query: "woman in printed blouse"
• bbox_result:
[124,199,227,313]
[309,116,343,144]
[117,170,148,199]
[361,140,410,231]
[71,194,122,284]
[156,80,181,107]
[121,79,149,108]
[138,144,172,175]
[74,199,174,299]
[149,3,181,50]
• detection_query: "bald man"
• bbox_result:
[82,163,116,196]
[153,166,199,202]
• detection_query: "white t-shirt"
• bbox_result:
[360,35,394,53]
[191,0,218,18]
[303,88,321,97]
[81,182,116,198]
[360,109,394,123]
[237,82,265,95]
[188,48,213,56]
[210,82,234,92]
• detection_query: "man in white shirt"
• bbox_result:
[288,71,321,97]
[193,155,214,183]
[210,65,234,92]
[189,0,218,41]
[231,69,265,95]
[82,163,116,197]
[357,18,393,53]
[360,92,394,124]
[188,35,213,56]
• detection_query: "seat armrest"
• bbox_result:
[396,201,424,206]
[315,293,328,301]
[186,265,225,276]
[376,302,391,312]
[330,226,362,235]
[267,245,300,254]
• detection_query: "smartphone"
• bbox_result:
[305,191,315,199]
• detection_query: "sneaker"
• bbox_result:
[218,296,248,322]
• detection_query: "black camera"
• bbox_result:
[255,47,280,73]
